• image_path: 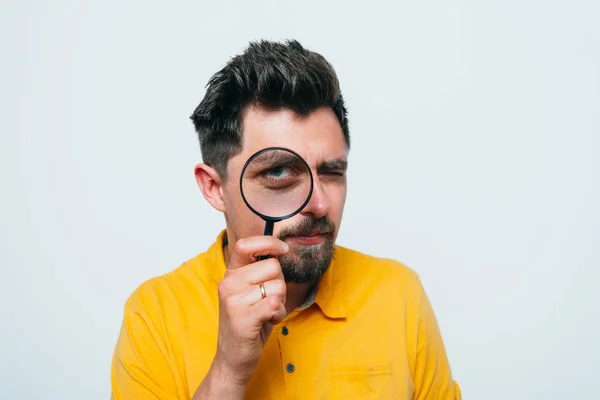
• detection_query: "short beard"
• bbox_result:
[277,217,336,284]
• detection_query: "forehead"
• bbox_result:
[231,106,347,171]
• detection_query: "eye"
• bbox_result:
[257,166,299,190]
[265,166,291,178]
[320,171,345,177]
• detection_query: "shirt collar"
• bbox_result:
[206,230,347,319]
[313,248,348,319]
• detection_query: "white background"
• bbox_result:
[1,0,598,399]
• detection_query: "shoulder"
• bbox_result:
[123,251,218,316]
[334,245,425,303]
[334,246,423,313]
[335,245,421,283]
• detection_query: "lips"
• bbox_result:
[288,234,325,245]
[303,229,321,237]
[292,229,329,237]
[278,217,336,243]
[283,229,332,246]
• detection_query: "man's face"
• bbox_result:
[222,106,348,283]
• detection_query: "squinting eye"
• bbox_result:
[322,171,345,177]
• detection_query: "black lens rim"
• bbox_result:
[239,147,314,222]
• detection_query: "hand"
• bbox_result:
[194,236,289,399]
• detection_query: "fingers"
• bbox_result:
[213,235,292,382]
[228,236,289,270]
[219,280,286,333]
[238,279,287,306]
[250,296,287,326]
[219,258,285,298]
[235,258,285,285]
[269,300,287,325]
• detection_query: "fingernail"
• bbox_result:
[282,242,289,252]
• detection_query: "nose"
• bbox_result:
[301,176,331,219]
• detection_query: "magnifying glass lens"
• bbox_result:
[241,149,312,219]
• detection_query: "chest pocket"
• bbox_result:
[331,363,394,400]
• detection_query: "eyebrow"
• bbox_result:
[317,159,348,171]
[253,152,300,167]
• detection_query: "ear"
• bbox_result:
[194,164,226,212]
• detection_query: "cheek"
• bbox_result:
[329,184,347,240]
[327,182,347,219]
[222,187,267,237]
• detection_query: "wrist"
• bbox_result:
[212,353,252,388]
[194,356,248,400]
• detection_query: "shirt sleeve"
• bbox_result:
[410,276,462,400]
[111,305,180,400]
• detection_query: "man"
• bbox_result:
[111,39,461,399]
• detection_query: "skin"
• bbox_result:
[192,106,348,399]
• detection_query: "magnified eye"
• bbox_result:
[240,148,313,220]
[265,166,291,178]
[257,165,301,190]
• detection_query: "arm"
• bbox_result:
[112,236,289,400]
[111,306,179,399]
[409,276,462,400]
[191,359,247,400]
[111,307,254,400]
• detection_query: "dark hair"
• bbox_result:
[189,39,350,180]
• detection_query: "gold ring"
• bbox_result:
[259,282,267,299]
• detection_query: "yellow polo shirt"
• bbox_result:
[111,231,461,399]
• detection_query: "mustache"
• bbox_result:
[277,217,335,240]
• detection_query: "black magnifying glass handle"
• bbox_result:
[257,220,275,261]
[263,220,274,236]
[240,147,314,263]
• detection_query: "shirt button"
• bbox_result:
[286,363,295,373]
[281,326,289,336]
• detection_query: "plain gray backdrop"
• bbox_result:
[1,0,599,399]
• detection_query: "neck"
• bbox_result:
[284,282,314,314]
[223,241,314,313]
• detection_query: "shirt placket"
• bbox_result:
[277,310,303,398]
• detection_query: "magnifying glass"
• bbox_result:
[240,147,314,259]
